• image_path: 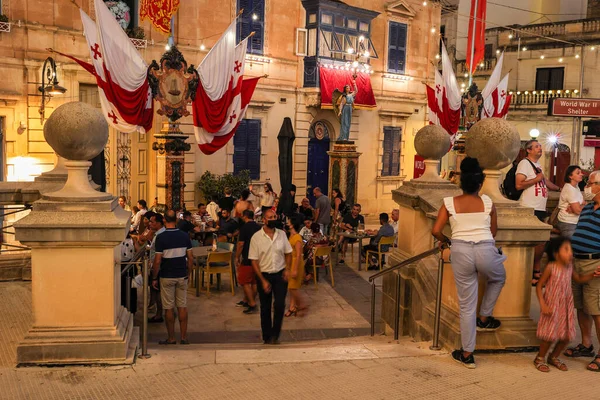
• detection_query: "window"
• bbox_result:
[387,21,407,74]
[535,67,564,91]
[237,0,265,55]
[484,44,493,60]
[233,119,261,179]
[382,127,401,176]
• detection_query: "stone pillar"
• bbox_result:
[14,102,136,366]
[152,121,191,211]
[327,142,361,206]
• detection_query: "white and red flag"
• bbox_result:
[480,52,511,119]
[426,41,461,138]
[466,0,487,74]
[491,74,511,118]
[192,23,262,154]
[57,3,153,133]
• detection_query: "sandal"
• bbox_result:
[285,307,297,317]
[564,343,595,358]
[548,357,568,371]
[158,339,177,345]
[180,339,190,345]
[587,356,600,372]
[531,270,542,287]
[533,356,550,372]
[148,316,164,323]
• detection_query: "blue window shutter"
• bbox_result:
[246,120,261,179]
[233,120,249,176]
[388,22,407,73]
[237,0,251,44]
[391,127,401,176]
[250,0,265,54]
[382,127,393,176]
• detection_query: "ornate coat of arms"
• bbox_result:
[147,46,198,121]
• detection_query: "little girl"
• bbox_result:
[534,236,600,372]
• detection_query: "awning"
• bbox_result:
[319,67,377,109]
[584,138,600,147]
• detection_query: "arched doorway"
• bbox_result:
[307,121,332,206]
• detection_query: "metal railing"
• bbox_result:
[0,204,32,253]
[120,246,151,359]
[368,246,448,349]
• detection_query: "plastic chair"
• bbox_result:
[217,241,237,287]
[197,251,234,297]
[365,235,397,270]
[312,246,334,288]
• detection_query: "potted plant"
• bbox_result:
[127,27,145,40]
[197,170,251,204]
[0,15,9,23]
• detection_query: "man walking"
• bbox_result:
[565,171,600,371]
[515,139,559,285]
[249,209,292,344]
[312,187,331,236]
[235,210,262,314]
[151,210,194,345]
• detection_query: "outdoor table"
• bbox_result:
[192,227,218,244]
[192,246,230,296]
[337,231,376,271]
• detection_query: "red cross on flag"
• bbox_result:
[55,4,153,134]
[192,23,263,154]
[491,74,511,118]
[425,41,461,138]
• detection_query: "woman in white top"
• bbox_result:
[556,165,585,238]
[250,182,276,213]
[432,157,507,369]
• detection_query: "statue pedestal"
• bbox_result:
[385,181,550,350]
[327,142,362,206]
[153,122,190,211]
[14,197,136,365]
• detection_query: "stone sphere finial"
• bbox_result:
[44,102,108,161]
[414,125,452,160]
[465,118,520,170]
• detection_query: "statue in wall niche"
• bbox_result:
[332,78,358,142]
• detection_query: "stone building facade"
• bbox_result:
[0,0,441,214]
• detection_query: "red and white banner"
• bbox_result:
[426,42,461,137]
[140,0,181,35]
[466,0,487,74]
[65,5,153,133]
[318,68,377,108]
[491,74,511,118]
[481,52,503,118]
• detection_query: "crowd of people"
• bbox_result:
[117,182,399,346]
[433,144,600,372]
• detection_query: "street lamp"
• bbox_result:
[38,57,67,123]
[529,128,540,139]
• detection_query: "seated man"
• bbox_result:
[217,208,239,242]
[193,203,214,228]
[337,204,364,264]
[298,217,314,241]
[299,197,314,221]
[177,211,201,235]
[362,213,395,270]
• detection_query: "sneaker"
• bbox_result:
[477,316,501,331]
[243,305,257,314]
[451,349,476,369]
[270,338,281,345]
[235,300,249,308]
[338,259,345,264]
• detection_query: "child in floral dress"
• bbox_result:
[534,237,600,372]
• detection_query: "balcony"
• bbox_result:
[456,58,497,76]
[0,21,10,33]
[512,89,578,107]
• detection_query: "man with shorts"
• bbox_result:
[151,210,194,345]
[566,170,600,371]
[515,139,559,284]
[235,210,262,314]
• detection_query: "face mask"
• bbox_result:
[584,186,596,201]
[266,220,278,229]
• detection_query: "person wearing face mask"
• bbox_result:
[248,209,293,344]
[563,170,600,370]
[556,165,586,238]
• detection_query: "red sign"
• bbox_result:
[413,155,425,179]
[548,98,600,117]
[584,139,600,147]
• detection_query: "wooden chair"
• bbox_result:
[365,235,397,270]
[312,246,334,288]
[196,251,234,297]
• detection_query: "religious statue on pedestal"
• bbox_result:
[462,83,483,130]
[332,78,358,142]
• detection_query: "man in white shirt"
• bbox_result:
[249,209,292,344]
[515,139,560,285]
[390,209,399,234]
[130,199,148,233]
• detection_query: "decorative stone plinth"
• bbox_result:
[328,142,361,206]
[153,121,190,211]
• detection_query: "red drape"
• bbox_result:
[466,0,487,74]
[140,0,181,34]
[192,77,243,133]
[319,67,376,108]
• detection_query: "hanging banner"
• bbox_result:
[319,67,377,109]
[413,155,425,179]
[140,0,181,34]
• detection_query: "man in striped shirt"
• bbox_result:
[152,210,194,345]
[569,170,600,371]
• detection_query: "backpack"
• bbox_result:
[502,158,538,201]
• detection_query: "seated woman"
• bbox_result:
[304,223,329,282]
[133,212,155,252]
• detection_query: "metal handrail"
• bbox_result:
[368,247,439,282]
[369,246,446,344]
[120,246,148,276]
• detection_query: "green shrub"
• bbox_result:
[0,15,9,23]
[197,170,251,204]
[127,27,145,39]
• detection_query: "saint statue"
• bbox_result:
[332,78,358,142]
